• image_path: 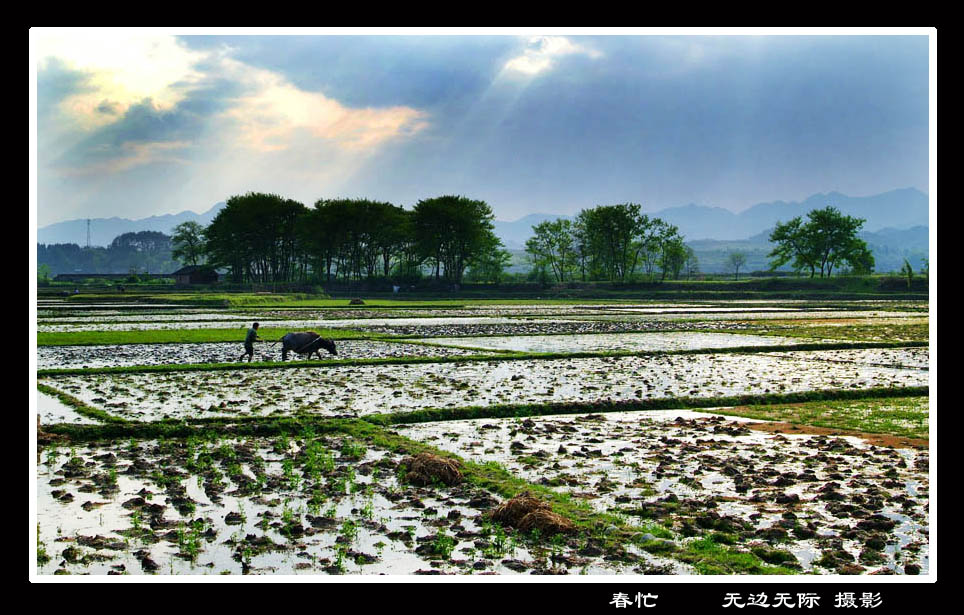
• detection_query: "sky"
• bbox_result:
[31,29,931,227]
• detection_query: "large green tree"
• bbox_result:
[413,195,499,284]
[768,206,874,277]
[577,204,642,282]
[204,192,309,283]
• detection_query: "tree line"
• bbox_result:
[37,231,179,276]
[37,198,877,284]
[193,192,508,285]
[524,204,698,283]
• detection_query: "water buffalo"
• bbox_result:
[280,331,337,360]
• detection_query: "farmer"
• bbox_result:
[238,322,262,362]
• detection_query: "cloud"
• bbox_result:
[38,34,430,178]
[215,56,429,152]
[57,140,192,176]
[95,100,122,115]
[36,32,207,129]
[503,36,602,76]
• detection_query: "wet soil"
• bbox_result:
[742,421,928,450]
[394,409,930,575]
[35,435,680,575]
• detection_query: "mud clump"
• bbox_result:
[402,453,463,486]
[491,492,574,535]
[37,417,67,447]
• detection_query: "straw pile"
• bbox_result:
[491,491,574,535]
[402,453,463,486]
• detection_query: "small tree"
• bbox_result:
[38,264,52,285]
[727,252,747,280]
[525,219,575,283]
[900,258,914,289]
[171,221,207,267]
[683,247,700,280]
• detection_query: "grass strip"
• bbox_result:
[35,340,928,377]
[363,386,929,427]
[748,322,929,343]
[40,387,928,439]
[37,383,128,425]
[692,395,930,441]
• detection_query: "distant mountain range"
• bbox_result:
[493,187,930,248]
[37,202,227,247]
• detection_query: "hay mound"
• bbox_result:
[491,492,574,534]
[402,453,462,486]
[349,298,366,305]
[517,508,575,534]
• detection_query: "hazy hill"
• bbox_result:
[650,187,928,240]
[688,225,929,274]
[493,213,573,249]
[492,188,928,247]
[37,202,226,247]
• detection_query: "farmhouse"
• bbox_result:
[172,265,219,285]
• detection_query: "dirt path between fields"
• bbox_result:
[745,421,928,450]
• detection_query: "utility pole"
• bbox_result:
[86,219,91,249]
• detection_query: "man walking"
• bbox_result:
[239,322,262,362]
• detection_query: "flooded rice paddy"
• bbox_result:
[418,332,819,354]
[35,299,932,576]
[40,350,927,422]
[37,392,100,425]
[37,340,481,370]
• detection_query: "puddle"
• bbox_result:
[37,391,99,425]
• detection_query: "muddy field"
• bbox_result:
[36,434,686,575]
[34,298,932,576]
[394,410,929,575]
[40,350,927,422]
